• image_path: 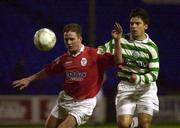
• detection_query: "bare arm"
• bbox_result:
[12,69,48,90]
[112,22,124,66]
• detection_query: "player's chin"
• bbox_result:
[131,33,139,39]
[67,46,72,51]
[68,49,76,54]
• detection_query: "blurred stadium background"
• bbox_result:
[0,0,180,127]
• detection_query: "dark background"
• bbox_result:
[0,0,179,96]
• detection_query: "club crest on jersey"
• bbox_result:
[132,51,139,58]
[81,58,87,66]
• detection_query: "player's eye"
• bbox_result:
[136,22,140,25]
[130,22,134,26]
[70,38,75,41]
[64,38,68,42]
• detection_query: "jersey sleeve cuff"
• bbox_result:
[134,75,140,84]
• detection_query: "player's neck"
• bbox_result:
[132,33,147,41]
[70,44,84,56]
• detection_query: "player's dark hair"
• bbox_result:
[129,8,149,25]
[63,23,82,36]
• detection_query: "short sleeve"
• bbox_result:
[45,56,63,76]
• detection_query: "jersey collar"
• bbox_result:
[133,33,149,44]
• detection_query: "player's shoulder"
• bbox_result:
[85,46,96,50]
[84,46,103,56]
[123,33,131,41]
[55,53,69,62]
[60,52,69,58]
[53,53,69,64]
[120,33,131,44]
[84,46,97,53]
[148,38,157,46]
[147,38,159,50]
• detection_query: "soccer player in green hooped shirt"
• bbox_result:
[98,8,159,128]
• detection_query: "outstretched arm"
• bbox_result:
[12,69,48,90]
[112,22,124,66]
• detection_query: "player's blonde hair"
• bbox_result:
[63,23,82,37]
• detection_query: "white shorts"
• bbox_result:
[115,81,159,117]
[50,91,96,126]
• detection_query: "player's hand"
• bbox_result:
[12,78,31,90]
[111,22,123,42]
[130,74,137,82]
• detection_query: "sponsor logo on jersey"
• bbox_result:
[66,71,87,81]
[124,58,148,68]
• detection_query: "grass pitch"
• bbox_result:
[0,123,180,128]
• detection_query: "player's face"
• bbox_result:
[64,31,82,54]
[130,16,148,40]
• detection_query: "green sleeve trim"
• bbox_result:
[144,75,149,84]
[149,72,157,81]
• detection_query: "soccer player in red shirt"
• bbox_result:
[12,23,122,128]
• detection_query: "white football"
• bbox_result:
[33,28,56,51]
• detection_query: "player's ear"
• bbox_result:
[144,24,148,30]
[79,36,82,41]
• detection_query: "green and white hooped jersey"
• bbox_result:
[98,34,159,85]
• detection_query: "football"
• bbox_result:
[33,28,56,51]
